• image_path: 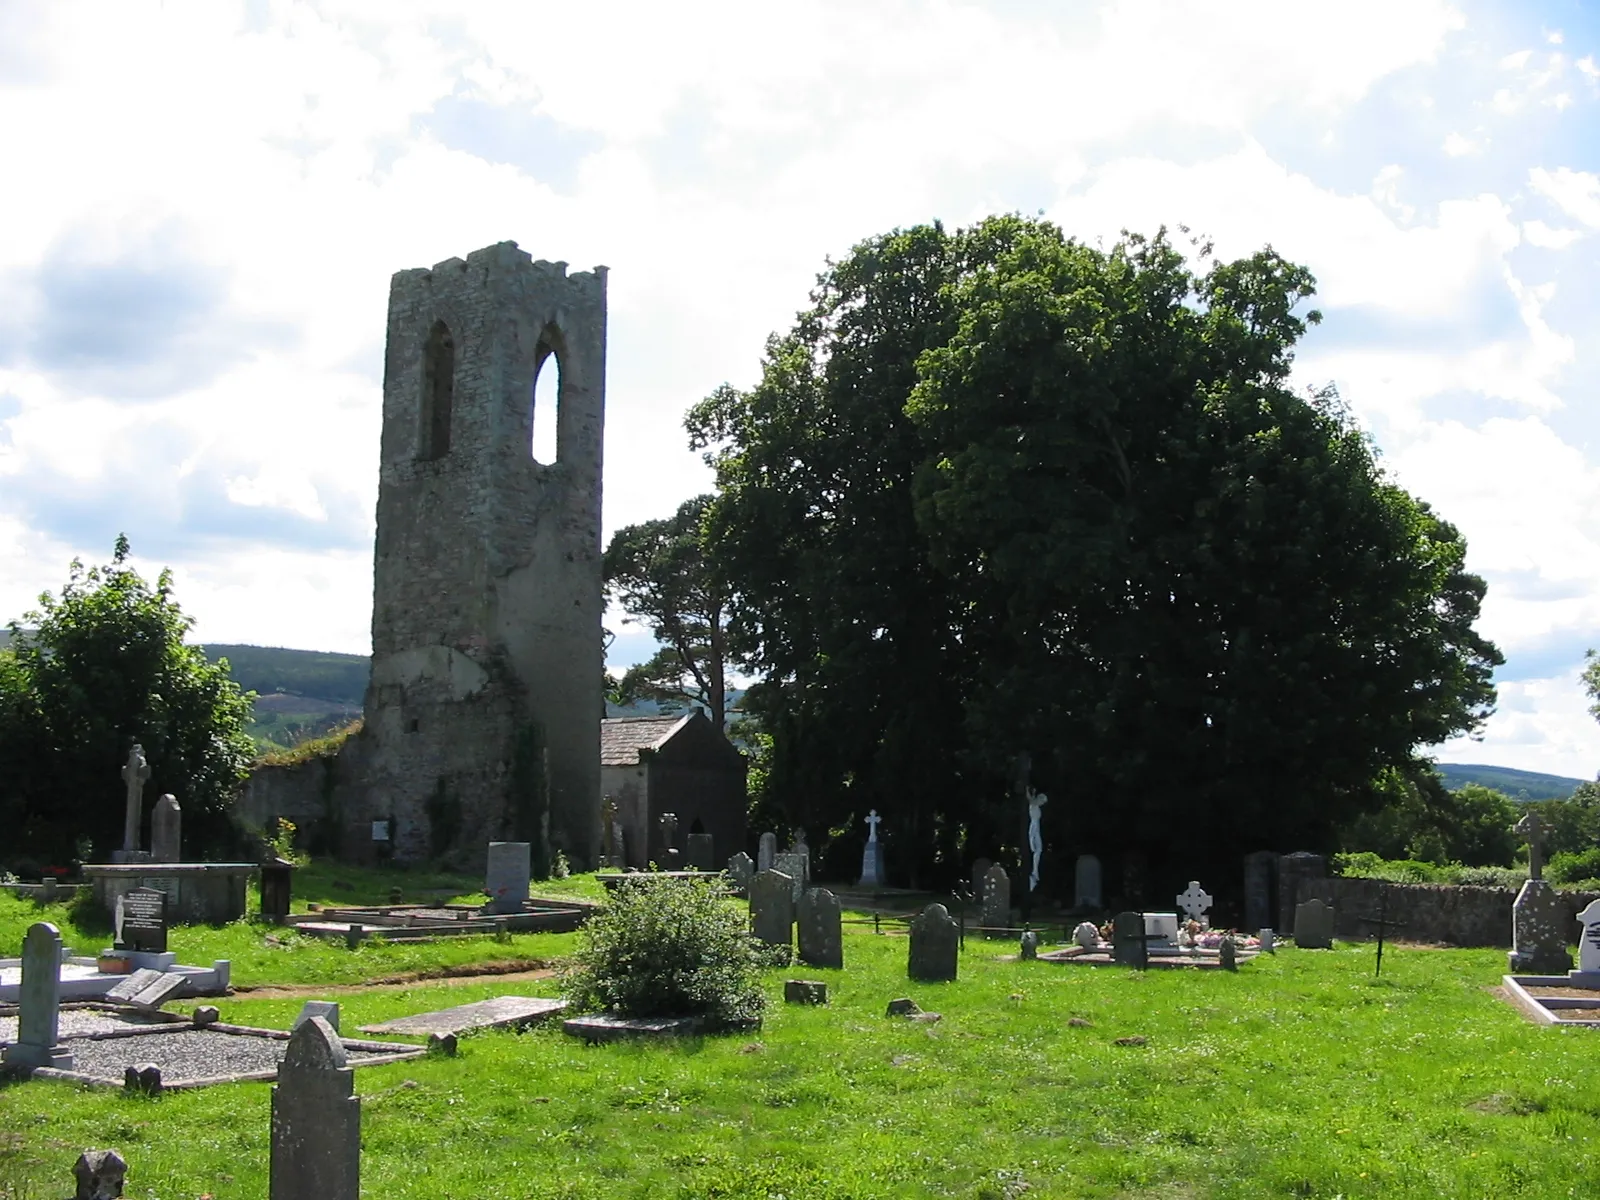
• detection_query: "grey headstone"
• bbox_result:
[858,839,885,887]
[1243,850,1277,931]
[1019,930,1039,960]
[1293,897,1334,949]
[980,864,1010,936]
[797,887,843,970]
[971,858,993,900]
[750,869,796,948]
[1219,935,1238,971]
[150,794,182,863]
[484,842,530,915]
[908,903,958,982]
[1258,927,1275,954]
[773,852,808,901]
[1074,854,1102,908]
[757,831,777,874]
[685,832,715,871]
[1509,879,1573,974]
[0,921,74,1071]
[294,1000,341,1033]
[1278,852,1329,933]
[726,851,755,894]
[270,1017,359,1200]
[784,979,828,1004]
[74,1149,127,1200]
[1112,911,1148,968]
[123,1063,162,1095]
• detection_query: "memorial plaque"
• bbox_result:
[118,887,169,953]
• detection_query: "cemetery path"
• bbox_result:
[233,959,558,998]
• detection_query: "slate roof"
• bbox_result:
[600,714,694,767]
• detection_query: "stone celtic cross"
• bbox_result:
[1175,881,1213,923]
[121,743,151,853]
[1515,811,1548,881]
[865,810,881,843]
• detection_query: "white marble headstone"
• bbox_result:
[1578,899,1600,974]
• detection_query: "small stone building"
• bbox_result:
[600,712,748,870]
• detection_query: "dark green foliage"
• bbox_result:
[563,875,764,1027]
[1434,762,1585,802]
[1342,772,1519,867]
[688,218,1501,886]
[1527,781,1600,858]
[0,537,256,867]
[201,643,369,705]
[1547,847,1600,887]
[604,494,734,729]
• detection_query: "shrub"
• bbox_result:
[1548,848,1600,888]
[563,875,764,1028]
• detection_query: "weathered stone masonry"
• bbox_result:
[352,242,606,866]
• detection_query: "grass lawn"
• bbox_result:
[4,909,1598,1199]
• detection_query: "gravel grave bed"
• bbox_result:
[52,1027,418,1086]
[1526,986,1600,999]
[0,1008,175,1047]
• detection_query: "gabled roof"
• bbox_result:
[600,713,695,767]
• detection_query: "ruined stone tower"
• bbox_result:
[359,241,605,867]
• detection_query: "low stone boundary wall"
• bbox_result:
[1296,877,1600,948]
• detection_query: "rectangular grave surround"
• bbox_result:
[25,1020,423,1089]
[1038,945,1259,969]
[1502,973,1600,1026]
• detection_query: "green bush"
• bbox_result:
[1548,848,1600,888]
[563,875,764,1028]
[1333,853,1527,889]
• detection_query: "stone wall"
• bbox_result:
[1297,876,1600,948]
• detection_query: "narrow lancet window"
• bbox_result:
[419,320,455,460]
[531,334,560,465]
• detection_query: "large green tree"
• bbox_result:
[603,494,735,729]
[0,537,255,868]
[689,217,1501,890]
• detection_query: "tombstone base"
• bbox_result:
[1509,946,1573,975]
[2,1042,75,1072]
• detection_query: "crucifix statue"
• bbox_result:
[864,809,881,843]
[121,744,151,853]
[1026,786,1047,893]
[1515,810,1548,881]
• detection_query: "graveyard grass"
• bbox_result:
[6,909,1600,1198]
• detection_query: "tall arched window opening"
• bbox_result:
[419,320,455,461]
[531,335,561,465]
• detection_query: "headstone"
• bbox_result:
[1175,881,1213,926]
[784,979,828,1005]
[1278,852,1328,933]
[980,864,1011,936]
[123,1063,162,1095]
[858,809,885,887]
[757,831,777,873]
[1258,927,1275,954]
[1121,852,1147,904]
[149,794,181,863]
[797,887,843,969]
[1073,920,1101,949]
[1074,855,1102,908]
[270,1017,359,1200]
[1219,935,1238,971]
[115,887,168,953]
[787,830,811,889]
[907,903,959,982]
[124,972,189,1011]
[971,858,994,902]
[1293,897,1334,949]
[685,832,715,871]
[1578,898,1600,975]
[73,1149,127,1200]
[1509,879,1573,974]
[750,869,796,948]
[294,1000,341,1033]
[1,922,74,1070]
[1019,930,1039,960]
[656,812,680,866]
[484,842,530,915]
[1143,911,1179,944]
[727,851,755,894]
[601,796,620,868]
[1112,911,1148,968]
[773,852,808,901]
[120,743,152,856]
[1516,810,1550,880]
[260,855,295,923]
[1243,850,1277,931]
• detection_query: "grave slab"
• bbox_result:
[359,996,567,1037]
[562,1014,706,1043]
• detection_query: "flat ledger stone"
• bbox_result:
[359,995,567,1037]
[562,1014,706,1043]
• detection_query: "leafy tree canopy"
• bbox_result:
[604,494,735,729]
[0,536,256,869]
[688,216,1501,889]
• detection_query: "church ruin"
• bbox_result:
[242,242,608,867]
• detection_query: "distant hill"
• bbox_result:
[1435,762,1589,802]
[199,644,368,750]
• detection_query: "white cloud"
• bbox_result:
[1443,131,1479,156]
[1523,219,1585,248]
[1530,166,1600,227]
